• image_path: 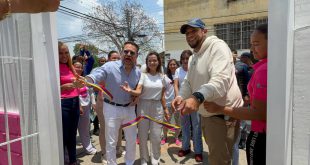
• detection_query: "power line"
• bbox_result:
[59,5,121,29]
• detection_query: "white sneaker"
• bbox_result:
[85,148,97,155]
[116,148,126,156]
[151,157,160,165]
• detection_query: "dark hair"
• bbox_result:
[123,41,139,53]
[231,49,237,54]
[255,23,268,39]
[108,50,118,59]
[166,59,179,81]
[180,50,193,64]
[72,55,79,62]
[145,51,162,73]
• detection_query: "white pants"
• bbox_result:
[103,103,136,165]
[137,99,163,165]
[78,104,96,152]
[95,95,123,155]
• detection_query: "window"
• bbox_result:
[215,18,268,50]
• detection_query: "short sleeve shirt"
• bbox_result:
[174,67,187,88]
[138,73,163,100]
[247,58,267,132]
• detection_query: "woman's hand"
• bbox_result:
[204,101,225,113]
[164,108,170,121]
[80,107,84,115]
[61,83,76,91]
[129,96,139,106]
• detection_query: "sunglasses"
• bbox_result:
[123,50,136,56]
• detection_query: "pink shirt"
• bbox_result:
[247,58,267,133]
[60,63,79,98]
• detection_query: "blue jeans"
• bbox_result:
[232,130,241,165]
[61,97,80,164]
[181,112,203,154]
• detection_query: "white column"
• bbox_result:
[268,0,294,165]
[31,13,63,165]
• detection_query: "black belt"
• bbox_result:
[103,98,130,107]
[213,114,225,120]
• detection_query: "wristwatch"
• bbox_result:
[192,92,205,104]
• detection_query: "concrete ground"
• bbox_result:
[76,130,247,165]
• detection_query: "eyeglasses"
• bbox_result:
[123,50,136,56]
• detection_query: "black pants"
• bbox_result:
[93,116,99,131]
[246,131,266,165]
[61,97,80,164]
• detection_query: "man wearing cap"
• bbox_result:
[235,52,251,100]
[172,18,243,164]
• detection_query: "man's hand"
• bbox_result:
[74,76,86,88]
[204,101,225,113]
[181,96,200,115]
[171,96,200,115]
[120,81,132,93]
[171,96,185,112]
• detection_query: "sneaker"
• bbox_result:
[116,147,126,156]
[160,138,167,145]
[85,148,97,155]
[175,138,181,146]
[195,154,203,162]
[136,138,140,144]
[178,149,191,157]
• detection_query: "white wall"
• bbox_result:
[0,13,62,165]
[268,0,310,164]
[292,0,310,164]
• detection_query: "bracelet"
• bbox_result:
[0,0,11,21]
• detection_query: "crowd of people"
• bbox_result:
[58,18,268,165]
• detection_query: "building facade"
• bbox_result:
[164,0,268,59]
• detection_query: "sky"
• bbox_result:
[56,0,164,63]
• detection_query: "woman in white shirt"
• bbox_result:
[121,51,169,165]
[161,59,181,146]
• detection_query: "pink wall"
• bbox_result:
[0,111,23,165]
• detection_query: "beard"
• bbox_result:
[187,39,200,49]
